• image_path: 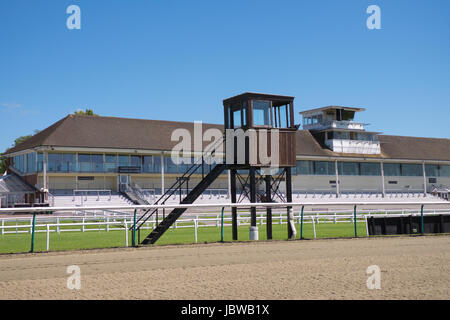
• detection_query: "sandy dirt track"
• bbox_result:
[0,236,449,299]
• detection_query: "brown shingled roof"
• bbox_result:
[378,135,450,161]
[4,115,224,154]
[4,115,450,161]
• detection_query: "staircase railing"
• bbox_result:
[132,135,225,231]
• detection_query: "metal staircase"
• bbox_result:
[122,183,150,205]
[133,136,227,244]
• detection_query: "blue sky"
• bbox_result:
[1,0,449,152]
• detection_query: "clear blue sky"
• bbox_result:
[1,0,449,152]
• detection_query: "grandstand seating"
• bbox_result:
[42,186,450,213]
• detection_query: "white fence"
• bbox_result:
[1,207,449,251]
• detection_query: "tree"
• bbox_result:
[12,130,40,147]
[74,108,98,116]
[0,155,6,174]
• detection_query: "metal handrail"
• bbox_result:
[132,136,226,230]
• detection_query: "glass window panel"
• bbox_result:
[383,163,394,176]
[401,164,422,176]
[130,155,141,166]
[26,153,36,173]
[242,102,247,126]
[384,163,401,176]
[296,161,311,175]
[143,156,153,173]
[360,162,381,176]
[48,153,62,172]
[61,154,75,172]
[166,157,178,173]
[338,162,359,175]
[105,155,116,163]
[439,165,450,177]
[154,156,161,172]
[78,154,91,172]
[37,153,43,172]
[253,100,271,126]
[233,109,241,128]
[314,161,332,175]
[105,155,117,173]
[91,154,103,172]
[118,155,129,167]
[425,164,439,177]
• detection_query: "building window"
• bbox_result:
[439,165,450,177]
[384,163,401,176]
[12,154,25,173]
[105,154,117,173]
[37,153,43,172]
[233,108,242,128]
[401,164,422,176]
[295,161,311,175]
[91,154,104,173]
[130,155,142,167]
[143,156,153,173]
[425,164,439,177]
[313,161,334,175]
[118,155,130,167]
[252,100,271,126]
[360,162,381,176]
[154,156,161,172]
[78,154,92,172]
[338,162,360,176]
[26,152,36,174]
[48,153,75,172]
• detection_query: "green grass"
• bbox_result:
[0,220,367,254]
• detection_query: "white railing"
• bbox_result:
[1,200,449,215]
[73,189,112,203]
[47,191,55,207]
[2,208,449,250]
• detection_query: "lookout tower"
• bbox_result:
[300,106,381,154]
[223,93,298,240]
[133,92,299,245]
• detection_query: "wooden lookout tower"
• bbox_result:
[135,92,298,244]
[223,92,298,240]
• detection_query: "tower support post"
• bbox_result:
[249,167,258,240]
[286,167,296,239]
[265,174,273,240]
[230,169,238,240]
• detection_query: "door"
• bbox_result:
[118,175,130,192]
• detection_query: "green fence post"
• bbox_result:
[220,207,224,242]
[300,205,304,240]
[354,205,357,238]
[30,212,36,253]
[132,209,137,247]
[420,204,424,235]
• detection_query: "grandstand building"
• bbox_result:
[2,104,450,207]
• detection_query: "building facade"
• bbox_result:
[4,111,450,198]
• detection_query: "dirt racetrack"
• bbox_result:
[0,235,449,299]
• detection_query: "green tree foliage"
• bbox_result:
[0,155,6,174]
[74,108,98,116]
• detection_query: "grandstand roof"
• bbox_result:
[4,114,450,161]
